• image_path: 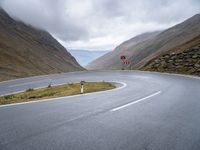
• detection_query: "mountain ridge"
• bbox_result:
[0,8,84,81]
[87,14,200,71]
[86,31,161,70]
[135,13,200,69]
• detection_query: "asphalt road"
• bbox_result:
[0,71,200,150]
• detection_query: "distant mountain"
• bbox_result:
[87,14,200,72]
[0,8,84,81]
[86,31,161,70]
[69,49,109,67]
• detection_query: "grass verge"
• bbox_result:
[0,82,115,105]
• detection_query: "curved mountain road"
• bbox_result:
[0,71,200,150]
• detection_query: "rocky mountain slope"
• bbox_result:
[141,35,200,76]
[0,8,84,81]
[87,14,200,71]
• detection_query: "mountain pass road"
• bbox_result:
[0,71,200,150]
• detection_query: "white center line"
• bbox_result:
[110,91,162,112]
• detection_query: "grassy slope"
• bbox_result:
[0,82,115,105]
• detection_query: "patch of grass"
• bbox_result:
[0,82,115,105]
[4,95,13,100]
[80,81,86,85]
[26,88,34,92]
[47,83,52,88]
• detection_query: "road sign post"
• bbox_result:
[120,55,126,70]
[120,55,131,70]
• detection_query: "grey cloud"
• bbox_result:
[94,0,200,23]
[0,0,199,49]
[0,0,89,41]
[93,0,125,17]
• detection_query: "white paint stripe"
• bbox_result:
[0,81,127,108]
[110,91,162,112]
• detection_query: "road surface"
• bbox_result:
[0,71,200,150]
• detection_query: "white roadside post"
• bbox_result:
[80,81,84,94]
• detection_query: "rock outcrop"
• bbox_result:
[142,43,200,76]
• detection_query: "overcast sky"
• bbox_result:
[0,0,199,50]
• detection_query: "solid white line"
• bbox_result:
[110,91,162,112]
[0,81,127,108]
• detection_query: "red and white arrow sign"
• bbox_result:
[122,60,130,65]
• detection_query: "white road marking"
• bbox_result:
[110,91,162,112]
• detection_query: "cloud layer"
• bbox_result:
[1,0,200,50]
